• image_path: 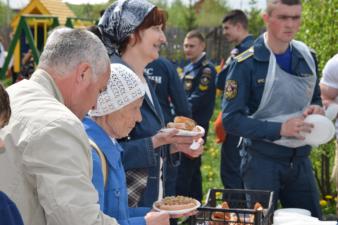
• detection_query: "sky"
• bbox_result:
[2,0,266,10]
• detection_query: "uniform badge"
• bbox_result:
[199,68,212,91]
[225,80,238,100]
[184,79,193,91]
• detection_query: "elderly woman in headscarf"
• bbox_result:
[94,0,204,208]
[83,63,170,225]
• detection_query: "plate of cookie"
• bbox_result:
[153,196,201,215]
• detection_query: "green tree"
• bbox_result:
[166,0,194,30]
[0,2,12,27]
[246,0,265,37]
[297,0,338,72]
[195,0,229,27]
[67,3,107,21]
[184,0,198,31]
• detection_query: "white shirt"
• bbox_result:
[320,54,338,137]
[320,54,338,89]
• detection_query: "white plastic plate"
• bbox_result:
[300,114,335,146]
[160,125,205,137]
[153,199,201,215]
[274,208,311,216]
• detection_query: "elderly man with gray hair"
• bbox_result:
[0,28,120,225]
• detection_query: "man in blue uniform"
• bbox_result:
[145,57,191,198]
[176,30,216,202]
[222,0,323,218]
[214,9,254,190]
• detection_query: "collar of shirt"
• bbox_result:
[253,35,311,73]
[192,52,206,64]
[236,35,254,53]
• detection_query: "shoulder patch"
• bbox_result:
[224,80,238,100]
[202,67,211,74]
[235,46,254,63]
[199,72,212,91]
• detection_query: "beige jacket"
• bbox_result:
[0,69,119,225]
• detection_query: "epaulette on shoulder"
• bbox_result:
[235,46,254,63]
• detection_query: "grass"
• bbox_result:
[201,97,223,201]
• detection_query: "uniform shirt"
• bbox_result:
[0,69,118,225]
[222,35,322,159]
[216,35,255,91]
[182,54,216,128]
[145,57,191,124]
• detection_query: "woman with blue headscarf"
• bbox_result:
[96,0,204,208]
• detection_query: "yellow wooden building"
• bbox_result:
[11,0,84,74]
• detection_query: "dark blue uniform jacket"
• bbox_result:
[222,35,322,159]
[216,35,255,91]
[145,57,191,124]
[112,56,178,207]
[183,54,216,129]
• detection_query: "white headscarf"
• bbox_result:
[89,63,145,117]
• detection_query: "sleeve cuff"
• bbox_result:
[264,122,282,141]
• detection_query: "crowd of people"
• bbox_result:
[0,0,337,225]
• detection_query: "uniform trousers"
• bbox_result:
[220,134,243,189]
[176,155,202,201]
[240,148,322,219]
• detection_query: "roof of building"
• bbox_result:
[11,0,75,27]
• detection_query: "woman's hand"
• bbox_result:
[170,138,204,158]
[145,211,170,225]
[152,129,180,149]
[152,129,203,149]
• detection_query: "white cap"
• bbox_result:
[89,63,145,117]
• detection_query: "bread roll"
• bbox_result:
[167,116,197,131]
